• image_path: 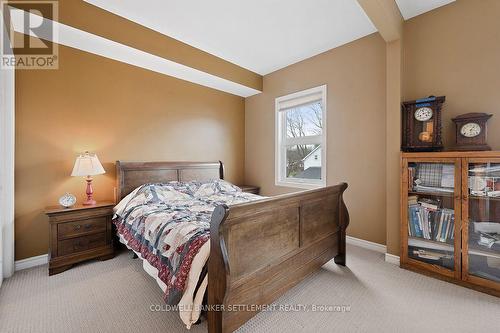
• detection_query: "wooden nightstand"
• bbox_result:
[238,185,260,195]
[45,201,115,275]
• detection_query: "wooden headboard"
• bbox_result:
[115,161,224,201]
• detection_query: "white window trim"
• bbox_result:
[0,24,15,282]
[275,85,327,189]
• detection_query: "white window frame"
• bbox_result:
[0,23,15,281]
[275,85,327,189]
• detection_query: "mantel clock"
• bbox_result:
[451,112,492,151]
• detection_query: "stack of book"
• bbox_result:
[471,222,500,251]
[408,198,454,243]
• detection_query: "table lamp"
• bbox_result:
[71,151,105,205]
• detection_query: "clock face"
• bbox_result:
[460,122,481,138]
[59,193,76,208]
[414,107,433,121]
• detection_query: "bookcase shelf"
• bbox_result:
[408,236,454,251]
[468,247,500,260]
[469,195,500,202]
[401,152,500,298]
[408,191,454,198]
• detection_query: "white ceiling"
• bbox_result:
[395,0,455,20]
[84,0,455,76]
[84,0,376,75]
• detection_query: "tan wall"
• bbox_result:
[404,0,500,147]
[245,33,387,245]
[382,0,500,255]
[15,45,245,260]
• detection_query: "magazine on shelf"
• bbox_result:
[412,249,453,261]
[413,184,454,193]
[418,198,439,210]
[470,222,500,253]
[478,234,499,248]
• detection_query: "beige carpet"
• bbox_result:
[1,244,499,333]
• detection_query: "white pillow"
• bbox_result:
[113,187,140,217]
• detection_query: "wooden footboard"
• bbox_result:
[208,183,349,333]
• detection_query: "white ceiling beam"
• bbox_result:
[357,0,403,42]
[9,8,261,97]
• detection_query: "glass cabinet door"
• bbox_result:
[464,161,500,287]
[405,161,459,275]
[402,158,461,278]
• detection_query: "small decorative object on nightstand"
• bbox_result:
[451,113,492,151]
[58,192,76,208]
[239,185,260,195]
[45,202,115,275]
[71,151,106,205]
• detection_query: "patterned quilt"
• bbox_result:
[113,180,261,304]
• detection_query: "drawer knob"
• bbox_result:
[84,224,92,229]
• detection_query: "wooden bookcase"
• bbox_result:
[401,151,500,297]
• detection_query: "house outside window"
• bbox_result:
[275,85,327,189]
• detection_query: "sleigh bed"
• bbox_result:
[114,161,349,333]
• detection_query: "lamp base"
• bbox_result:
[82,199,97,206]
[83,176,96,206]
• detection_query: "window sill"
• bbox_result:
[275,180,326,190]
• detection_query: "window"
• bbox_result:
[275,85,326,188]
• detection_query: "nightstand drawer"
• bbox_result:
[58,233,106,256]
[58,217,107,240]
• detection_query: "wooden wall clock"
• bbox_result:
[401,96,445,152]
[451,112,492,151]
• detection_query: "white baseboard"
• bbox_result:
[15,254,48,271]
[346,235,387,253]
[345,236,400,265]
[13,240,400,271]
[384,253,400,265]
